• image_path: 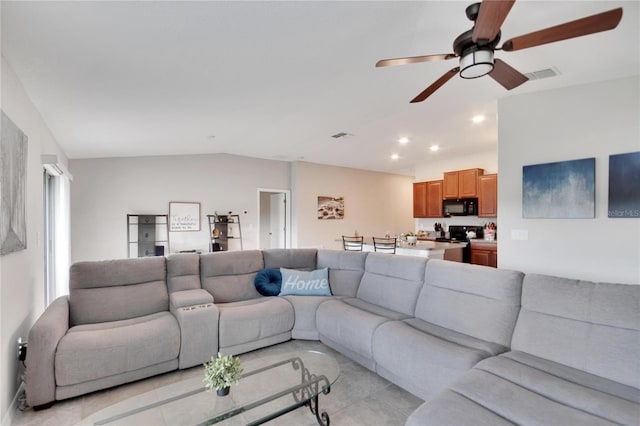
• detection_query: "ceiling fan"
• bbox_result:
[376,1,623,103]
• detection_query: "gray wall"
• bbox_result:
[69,154,290,261]
[0,57,68,421]
[70,155,415,261]
[497,76,639,284]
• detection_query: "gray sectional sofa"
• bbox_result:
[26,249,640,425]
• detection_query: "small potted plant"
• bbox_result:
[405,232,417,245]
[203,352,243,396]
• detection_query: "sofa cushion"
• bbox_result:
[55,312,180,386]
[200,250,264,302]
[342,298,410,321]
[279,267,332,296]
[69,257,168,325]
[511,274,640,389]
[408,351,640,426]
[316,298,391,361]
[373,320,497,400]
[254,268,282,296]
[317,250,368,297]
[402,318,507,356]
[217,297,294,348]
[262,248,317,270]
[282,295,333,340]
[166,253,201,293]
[416,259,523,347]
[357,253,427,316]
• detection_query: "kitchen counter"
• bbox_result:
[469,239,497,247]
[362,240,467,260]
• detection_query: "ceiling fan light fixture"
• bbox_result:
[459,49,494,79]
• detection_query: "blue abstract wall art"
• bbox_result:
[523,158,595,219]
[608,151,640,218]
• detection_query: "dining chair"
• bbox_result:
[342,235,364,251]
[372,236,397,254]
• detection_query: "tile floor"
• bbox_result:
[11,340,424,426]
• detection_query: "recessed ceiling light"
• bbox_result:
[391,153,399,160]
[471,115,485,124]
[398,137,409,145]
[430,145,440,152]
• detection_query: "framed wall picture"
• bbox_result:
[522,158,595,218]
[317,196,344,220]
[169,202,201,231]
[608,151,640,218]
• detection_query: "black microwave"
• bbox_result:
[442,198,478,216]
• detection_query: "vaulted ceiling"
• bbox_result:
[2,1,638,175]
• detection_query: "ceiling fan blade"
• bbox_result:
[410,67,459,103]
[376,53,457,68]
[488,59,528,90]
[502,8,623,52]
[473,0,515,43]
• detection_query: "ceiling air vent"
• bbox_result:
[331,132,353,139]
[524,67,561,81]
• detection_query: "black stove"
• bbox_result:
[449,225,484,241]
[443,225,484,263]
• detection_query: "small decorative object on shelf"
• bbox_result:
[203,352,243,397]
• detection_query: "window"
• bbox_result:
[42,160,72,307]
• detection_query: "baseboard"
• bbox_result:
[2,381,25,426]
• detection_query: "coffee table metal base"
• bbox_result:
[202,356,331,425]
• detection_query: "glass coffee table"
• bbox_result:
[77,350,339,426]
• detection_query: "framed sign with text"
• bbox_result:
[169,202,201,231]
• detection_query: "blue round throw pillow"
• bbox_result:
[254,268,282,296]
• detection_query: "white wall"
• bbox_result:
[69,154,290,262]
[498,76,640,284]
[0,57,68,421]
[70,156,415,258]
[291,161,414,250]
[414,150,497,181]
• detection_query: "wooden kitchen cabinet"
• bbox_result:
[470,241,497,268]
[443,168,483,199]
[426,180,443,217]
[413,180,443,218]
[443,172,459,199]
[478,173,497,217]
[413,182,427,218]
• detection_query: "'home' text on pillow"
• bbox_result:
[278,267,332,296]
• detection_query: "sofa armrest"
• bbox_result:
[170,289,214,311]
[26,296,70,407]
[170,290,218,369]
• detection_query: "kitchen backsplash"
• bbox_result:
[415,216,493,232]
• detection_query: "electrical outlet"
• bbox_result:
[17,338,27,361]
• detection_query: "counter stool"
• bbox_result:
[342,235,364,251]
[373,237,396,254]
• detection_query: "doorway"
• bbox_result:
[257,189,291,249]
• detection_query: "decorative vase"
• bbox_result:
[407,236,417,245]
[217,386,230,397]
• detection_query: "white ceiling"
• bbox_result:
[2,1,638,175]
